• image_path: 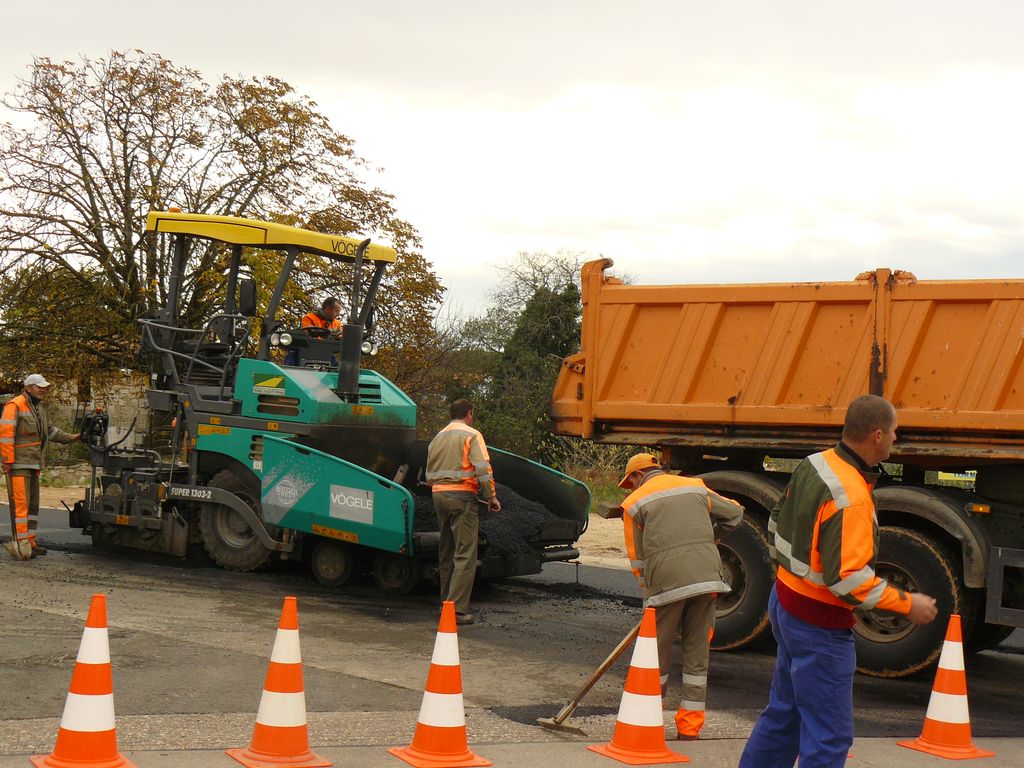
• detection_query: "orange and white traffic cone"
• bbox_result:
[588,607,689,765]
[31,594,136,768]
[388,601,490,768]
[897,614,995,760]
[227,596,331,768]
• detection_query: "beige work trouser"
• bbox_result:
[434,492,479,614]
[655,592,717,737]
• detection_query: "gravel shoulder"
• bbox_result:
[575,513,629,569]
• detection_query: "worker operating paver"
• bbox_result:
[618,452,744,740]
[425,398,501,625]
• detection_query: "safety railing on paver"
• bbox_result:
[139,313,253,398]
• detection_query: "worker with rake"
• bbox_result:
[619,452,744,740]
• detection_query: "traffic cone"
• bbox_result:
[388,601,490,768]
[31,594,136,768]
[588,607,689,765]
[897,614,995,760]
[227,596,331,768]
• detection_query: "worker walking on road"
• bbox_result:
[426,399,500,625]
[1,374,81,558]
[739,395,938,768]
[619,452,744,740]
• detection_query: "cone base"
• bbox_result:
[226,746,333,768]
[388,744,491,767]
[588,742,690,765]
[897,737,995,761]
[31,752,137,768]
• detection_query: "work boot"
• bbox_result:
[455,612,475,625]
[675,734,698,742]
[32,546,48,556]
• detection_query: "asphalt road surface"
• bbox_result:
[1,506,1022,754]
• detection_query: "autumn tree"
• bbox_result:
[0,51,443,386]
[452,251,584,458]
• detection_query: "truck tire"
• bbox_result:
[311,540,355,587]
[712,515,775,650]
[199,469,272,572]
[855,526,966,677]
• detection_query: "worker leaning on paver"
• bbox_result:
[1,374,81,557]
[425,398,500,625]
[739,394,938,768]
[618,452,744,741]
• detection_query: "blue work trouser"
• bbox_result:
[738,585,856,768]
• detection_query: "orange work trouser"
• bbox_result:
[8,470,40,546]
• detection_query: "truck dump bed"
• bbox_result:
[552,259,1024,465]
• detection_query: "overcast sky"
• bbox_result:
[4,1,1024,313]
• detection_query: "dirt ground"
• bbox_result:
[576,512,629,568]
[37,485,86,509]
[0,482,87,511]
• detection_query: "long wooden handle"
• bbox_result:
[552,620,643,725]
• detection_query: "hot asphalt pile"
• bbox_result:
[412,483,572,564]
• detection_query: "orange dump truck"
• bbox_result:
[552,258,1024,677]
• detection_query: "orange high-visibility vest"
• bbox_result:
[1,393,44,468]
[425,420,495,498]
[301,311,341,333]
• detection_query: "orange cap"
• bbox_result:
[618,453,660,488]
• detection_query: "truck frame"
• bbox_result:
[552,258,1024,677]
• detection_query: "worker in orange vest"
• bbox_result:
[426,399,501,625]
[739,395,937,767]
[301,297,343,337]
[619,452,744,740]
[1,374,80,557]
[283,297,343,365]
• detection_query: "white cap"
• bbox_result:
[24,374,51,388]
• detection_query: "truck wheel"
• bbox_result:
[199,469,272,572]
[712,515,774,650]
[855,526,965,678]
[373,551,418,596]
[311,540,355,587]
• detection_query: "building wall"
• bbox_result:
[47,373,151,448]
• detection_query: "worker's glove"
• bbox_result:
[488,497,501,513]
